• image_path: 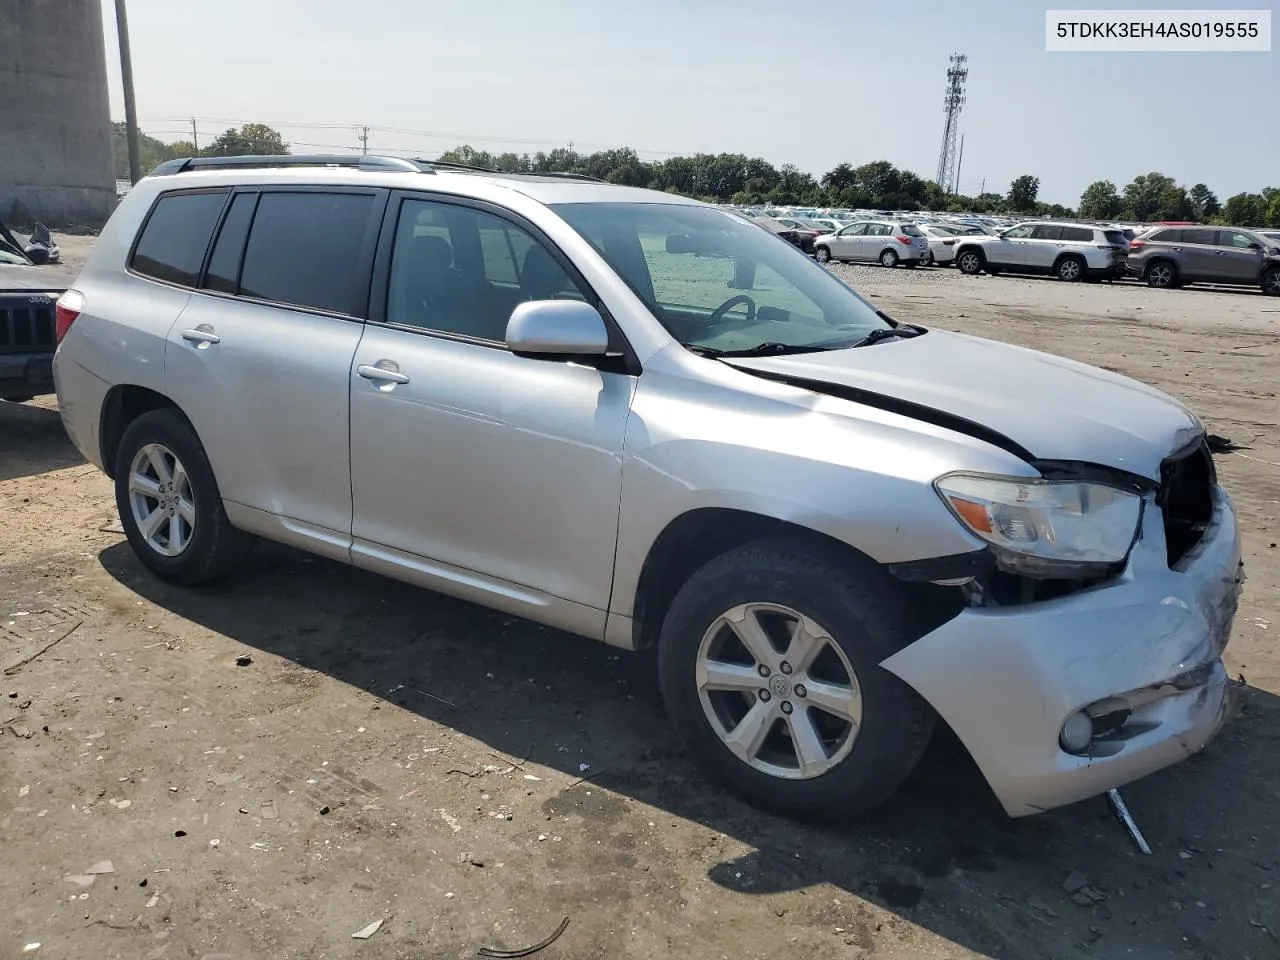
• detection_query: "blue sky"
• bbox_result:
[102,0,1277,205]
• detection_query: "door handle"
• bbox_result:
[1215,251,1226,256]
[357,363,410,385]
[181,328,220,345]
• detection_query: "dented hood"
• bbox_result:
[724,329,1200,480]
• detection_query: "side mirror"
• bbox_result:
[506,300,609,358]
[1247,242,1262,251]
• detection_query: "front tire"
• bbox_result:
[815,246,832,264]
[1263,267,1280,296]
[114,408,246,585]
[657,538,935,824]
[879,248,899,268]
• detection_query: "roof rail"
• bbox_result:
[148,154,428,176]
[409,158,605,183]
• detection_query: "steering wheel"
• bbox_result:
[707,294,758,325]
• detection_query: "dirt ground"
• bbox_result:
[3,243,1278,960]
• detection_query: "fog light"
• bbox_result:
[1059,711,1094,754]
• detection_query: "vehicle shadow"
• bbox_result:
[98,540,1279,959]
[0,399,82,482]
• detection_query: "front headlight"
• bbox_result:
[935,473,1142,577]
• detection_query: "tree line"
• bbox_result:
[113,123,1280,227]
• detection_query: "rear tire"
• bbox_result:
[879,249,899,268]
[956,249,984,275]
[657,538,936,824]
[815,246,832,264]
[1263,267,1280,296]
[114,408,246,585]
[1145,260,1178,288]
[1055,255,1086,282]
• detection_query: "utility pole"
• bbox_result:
[191,117,199,153]
[359,126,369,155]
[114,0,142,184]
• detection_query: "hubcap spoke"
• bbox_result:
[727,608,777,665]
[168,514,184,552]
[146,446,174,485]
[140,506,167,541]
[785,619,824,674]
[802,678,861,723]
[699,659,765,692]
[787,711,830,778]
[130,473,162,498]
[723,699,775,762]
[177,496,196,526]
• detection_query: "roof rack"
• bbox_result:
[149,154,429,175]
[409,158,605,183]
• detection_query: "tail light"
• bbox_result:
[896,235,912,245]
[55,290,84,344]
[1128,239,1146,251]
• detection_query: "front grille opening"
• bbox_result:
[1159,441,1214,567]
[0,304,56,352]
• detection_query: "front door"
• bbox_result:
[831,223,866,260]
[989,225,1032,267]
[165,187,384,544]
[1214,230,1265,283]
[347,194,633,627]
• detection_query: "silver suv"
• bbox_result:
[954,221,1129,281]
[54,155,1243,822]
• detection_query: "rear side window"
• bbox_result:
[1148,229,1180,242]
[131,191,227,287]
[203,193,258,294]
[1182,229,1216,245]
[238,192,376,315]
[1031,224,1063,241]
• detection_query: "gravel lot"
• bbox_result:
[2,245,1278,960]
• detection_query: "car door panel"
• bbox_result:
[1178,229,1218,280]
[164,187,384,542]
[1025,225,1063,270]
[1215,231,1263,283]
[347,193,633,627]
[991,226,1032,267]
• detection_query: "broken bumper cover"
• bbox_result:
[882,488,1243,818]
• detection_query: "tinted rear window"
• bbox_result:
[1182,229,1217,245]
[203,193,258,294]
[1061,226,1093,242]
[131,191,228,286]
[900,225,924,236]
[238,192,375,315]
[1031,224,1063,240]
[1102,230,1127,245]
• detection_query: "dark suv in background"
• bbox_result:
[1128,225,1280,294]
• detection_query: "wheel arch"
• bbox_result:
[99,385,193,480]
[628,507,960,652]
[1143,256,1178,280]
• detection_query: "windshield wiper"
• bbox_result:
[850,325,925,348]
[688,341,828,358]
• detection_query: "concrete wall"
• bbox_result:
[0,0,116,228]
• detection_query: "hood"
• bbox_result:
[724,329,1200,481]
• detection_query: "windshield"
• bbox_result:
[552,202,891,353]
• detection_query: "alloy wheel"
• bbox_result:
[128,443,196,557]
[695,602,862,780]
[1148,263,1174,288]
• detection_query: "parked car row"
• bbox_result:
[741,207,1280,295]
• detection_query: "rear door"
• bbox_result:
[1214,230,1266,283]
[1178,228,1219,279]
[165,187,385,552]
[1025,224,1063,269]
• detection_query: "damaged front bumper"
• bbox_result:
[882,487,1243,818]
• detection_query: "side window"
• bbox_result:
[1150,229,1180,243]
[1219,230,1256,249]
[1031,224,1063,240]
[130,191,228,287]
[838,223,866,236]
[868,224,889,237]
[202,193,258,294]
[386,198,587,342]
[1002,225,1033,239]
[1181,228,1216,245]
[238,192,376,315]
[1061,226,1093,242]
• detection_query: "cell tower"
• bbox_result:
[935,53,968,195]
